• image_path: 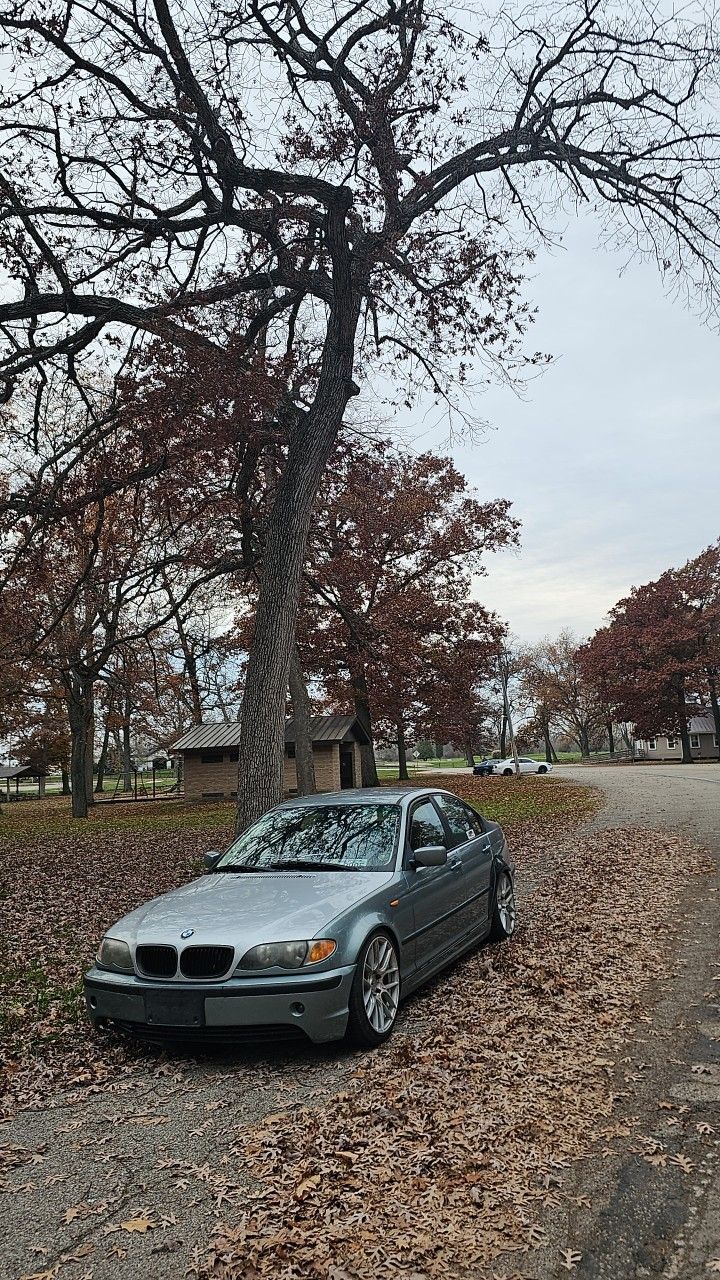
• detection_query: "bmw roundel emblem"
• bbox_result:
[180,928,194,939]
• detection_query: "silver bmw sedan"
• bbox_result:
[84,786,516,1049]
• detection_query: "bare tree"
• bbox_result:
[2,1,720,824]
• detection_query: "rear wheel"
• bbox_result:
[488,871,517,942]
[346,932,401,1048]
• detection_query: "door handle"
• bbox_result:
[449,856,463,873]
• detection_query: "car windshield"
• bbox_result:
[215,803,401,872]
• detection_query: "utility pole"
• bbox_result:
[499,649,520,777]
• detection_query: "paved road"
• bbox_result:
[558,761,720,850]
[544,762,720,1280]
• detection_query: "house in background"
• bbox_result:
[172,715,369,801]
[634,715,719,761]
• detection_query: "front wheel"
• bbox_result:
[488,871,517,942]
[537,764,548,774]
[502,767,513,776]
[346,932,401,1048]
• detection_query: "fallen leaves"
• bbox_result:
[117,1216,157,1234]
[195,827,708,1279]
[0,797,711,1280]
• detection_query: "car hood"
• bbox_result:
[111,869,395,950]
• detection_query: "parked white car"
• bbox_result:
[491,758,552,776]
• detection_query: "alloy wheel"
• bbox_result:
[362,936,400,1034]
[496,874,517,936]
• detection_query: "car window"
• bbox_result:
[217,803,401,871]
[460,801,485,837]
[435,794,482,848]
[408,801,446,852]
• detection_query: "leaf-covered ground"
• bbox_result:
[1,777,713,1280]
[0,774,597,1117]
[197,826,712,1280]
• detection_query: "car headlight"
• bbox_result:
[96,937,135,973]
[236,939,336,971]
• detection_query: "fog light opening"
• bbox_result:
[89,996,97,1009]
[290,1002,305,1017]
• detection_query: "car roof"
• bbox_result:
[275,786,450,809]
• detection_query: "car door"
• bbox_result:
[434,793,494,938]
[404,797,466,980]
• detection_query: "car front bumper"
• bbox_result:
[83,964,356,1044]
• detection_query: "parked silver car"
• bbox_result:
[84,787,516,1048]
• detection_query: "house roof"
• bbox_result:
[636,715,716,739]
[689,715,716,734]
[0,764,49,779]
[172,715,369,752]
[285,714,370,746]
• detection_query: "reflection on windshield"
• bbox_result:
[217,804,400,872]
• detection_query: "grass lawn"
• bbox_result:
[0,772,599,843]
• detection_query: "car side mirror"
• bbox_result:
[413,844,447,868]
[204,850,222,871]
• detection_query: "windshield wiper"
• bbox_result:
[268,859,351,872]
[212,864,270,874]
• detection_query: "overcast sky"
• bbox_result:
[417,214,720,645]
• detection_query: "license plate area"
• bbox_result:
[145,991,205,1027]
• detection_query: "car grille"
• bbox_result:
[136,944,177,978]
[180,945,234,979]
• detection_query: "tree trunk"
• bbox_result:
[235,291,361,832]
[676,679,692,762]
[578,725,591,758]
[61,763,71,795]
[464,742,475,767]
[38,774,46,799]
[350,658,379,787]
[95,717,111,793]
[397,721,409,781]
[122,718,132,791]
[165,579,204,723]
[707,668,720,761]
[85,710,95,806]
[542,723,553,764]
[66,677,94,818]
[606,718,615,755]
[500,712,507,758]
[288,645,316,796]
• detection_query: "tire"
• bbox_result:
[488,870,517,942]
[346,931,401,1048]
[502,767,513,776]
[537,765,548,774]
